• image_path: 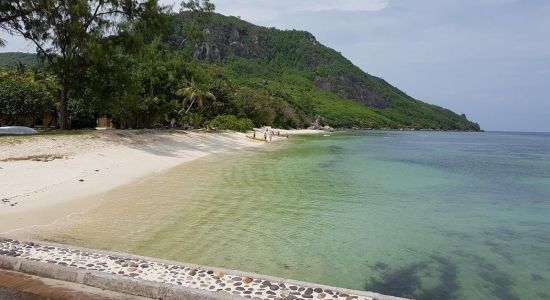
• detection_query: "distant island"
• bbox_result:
[0,2,480,131]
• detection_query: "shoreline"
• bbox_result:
[0,130,270,234]
[0,128,327,234]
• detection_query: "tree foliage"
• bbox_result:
[0,68,54,126]
[0,1,481,131]
[0,0,153,128]
[208,115,254,132]
[176,80,216,114]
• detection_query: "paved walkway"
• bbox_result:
[0,238,405,300]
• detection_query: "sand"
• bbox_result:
[0,130,264,233]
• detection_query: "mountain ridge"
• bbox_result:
[0,12,480,131]
[169,12,480,130]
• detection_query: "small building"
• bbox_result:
[96,116,114,129]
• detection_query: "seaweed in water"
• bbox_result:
[449,251,522,300]
[476,261,521,300]
[371,262,389,271]
[531,273,545,282]
[364,256,460,300]
[364,262,427,299]
[420,256,460,300]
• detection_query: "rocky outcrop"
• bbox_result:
[313,76,387,108]
[172,13,391,108]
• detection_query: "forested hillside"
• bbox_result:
[0,52,39,67]
[170,12,479,130]
[0,0,480,131]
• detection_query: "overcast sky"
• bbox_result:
[2,0,549,131]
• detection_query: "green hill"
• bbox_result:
[0,52,40,67]
[0,12,480,131]
[170,12,480,130]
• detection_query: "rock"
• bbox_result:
[304,288,313,295]
[318,293,326,299]
[213,271,225,278]
[78,179,84,182]
[280,290,291,297]
[243,277,253,284]
[314,288,323,293]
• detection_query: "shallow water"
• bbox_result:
[34,131,550,300]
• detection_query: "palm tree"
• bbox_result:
[176,80,216,115]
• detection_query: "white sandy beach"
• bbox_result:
[0,130,268,233]
[0,128,327,234]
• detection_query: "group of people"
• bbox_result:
[252,126,289,142]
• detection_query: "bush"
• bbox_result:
[0,70,54,126]
[208,115,254,132]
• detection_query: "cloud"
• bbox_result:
[287,0,389,12]
[207,0,390,22]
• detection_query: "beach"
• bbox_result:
[0,130,268,233]
[1,131,549,299]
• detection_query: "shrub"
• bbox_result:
[0,70,54,126]
[208,115,254,132]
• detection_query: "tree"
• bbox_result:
[176,80,216,114]
[0,69,54,126]
[180,0,215,13]
[0,1,46,47]
[0,0,139,129]
[177,0,216,53]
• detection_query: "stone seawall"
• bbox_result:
[0,237,407,300]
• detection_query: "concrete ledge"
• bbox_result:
[0,254,21,271]
[0,236,407,300]
[19,259,82,283]
[1,255,240,300]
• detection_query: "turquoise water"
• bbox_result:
[36,131,550,300]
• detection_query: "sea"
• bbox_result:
[34,131,550,300]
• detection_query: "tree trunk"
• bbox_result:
[59,85,69,129]
[185,98,196,114]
